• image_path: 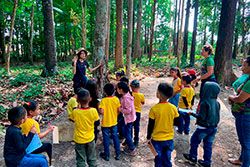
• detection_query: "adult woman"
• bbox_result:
[193,44,216,97]
[228,57,250,167]
[72,48,101,93]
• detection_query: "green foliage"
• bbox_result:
[21,84,45,101]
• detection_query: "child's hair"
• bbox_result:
[77,89,90,105]
[170,67,182,78]
[85,80,99,109]
[104,83,115,96]
[23,101,38,114]
[117,81,130,93]
[157,83,173,99]
[116,70,125,78]
[120,76,129,85]
[130,79,140,88]
[8,106,26,125]
[182,75,192,84]
[202,44,214,55]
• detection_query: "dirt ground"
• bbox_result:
[0,77,242,167]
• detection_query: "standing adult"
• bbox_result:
[228,57,250,167]
[193,44,216,98]
[72,48,101,93]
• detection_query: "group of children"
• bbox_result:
[4,67,221,167]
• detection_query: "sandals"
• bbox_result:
[228,159,242,166]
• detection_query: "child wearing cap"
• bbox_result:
[72,48,102,93]
[130,80,145,147]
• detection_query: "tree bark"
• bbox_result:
[115,0,124,68]
[93,0,109,98]
[232,1,241,59]
[174,0,181,56]
[149,0,157,61]
[182,0,191,62]
[41,0,58,77]
[214,0,237,86]
[190,0,199,66]
[211,4,217,47]
[173,0,178,57]
[168,0,172,58]
[126,0,133,78]
[0,20,5,64]
[177,0,184,67]
[240,0,249,59]
[133,0,142,60]
[81,0,87,48]
[106,0,111,61]
[29,4,34,64]
[203,18,207,45]
[5,0,18,74]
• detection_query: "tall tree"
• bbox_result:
[115,0,124,68]
[177,0,184,67]
[168,0,173,58]
[106,0,111,60]
[173,0,178,57]
[126,0,133,78]
[133,0,142,60]
[93,0,109,97]
[81,0,87,48]
[190,0,199,66]
[210,2,217,47]
[149,0,157,61]
[182,0,191,62]
[41,0,58,76]
[214,0,237,85]
[29,3,34,64]
[6,0,18,74]
[232,2,240,59]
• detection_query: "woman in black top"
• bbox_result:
[72,48,101,93]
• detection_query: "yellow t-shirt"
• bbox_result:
[148,102,179,141]
[132,92,145,113]
[67,97,78,120]
[72,107,99,144]
[99,96,120,127]
[178,86,195,109]
[172,77,182,93]
[20,117,40,135]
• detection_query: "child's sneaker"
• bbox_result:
[198,159,211,167]
[100,152,110,161]
[123,147,136,156]
[176,130,183,135]
[115,153,122,160]
[183,153,197,164]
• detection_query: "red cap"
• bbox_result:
[188,69,196,75]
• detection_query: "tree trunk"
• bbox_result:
[190,0,199,66]
[149,0,157,61]
[126,0,133,78]
[173,0,178,57]
[0,20,5,64]
[182,0,191,62]
[177,0,184,67]
[41,0,58,77]
[168,0,172,58]
[93,0,109,98]
[29,4,34,64]
[5,0,18,74]
[81,0,87,48]
[214,0,237,86]
[115,0,124,68]
[174,0,181,56]
[133,0,142,60]
[211,4,217,47]
[232,32,238,59]
[240,0,248,59]
[106,0,111,61]
[203,19,207,45]
[232,1,241,59]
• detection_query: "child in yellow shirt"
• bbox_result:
[147,83,179,167]
[72,89,99,167]
[130,80,145,147]
[20,100,54,166]
[99,83,121,161]
[177,75,195,135]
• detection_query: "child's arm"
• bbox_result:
[99,108,104,114]
[88,60,102,72]
[39,126,54,139]
[182,97,189,109]
[146,118,155,140]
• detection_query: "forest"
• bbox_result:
[0,0,250,166]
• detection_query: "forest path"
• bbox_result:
[0,77,240,167]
